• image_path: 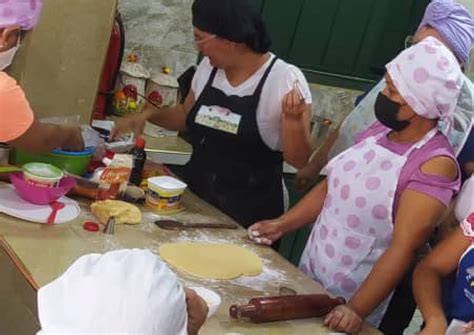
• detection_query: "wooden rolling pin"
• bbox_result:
[229,294,345,323]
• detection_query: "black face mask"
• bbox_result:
[374,93,410,131]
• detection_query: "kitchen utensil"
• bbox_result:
[155,220,237,230]
[10,173,76,205]
[229,294,345,323]
[104,216,115,234]
[0,165,20,174]
[0,183,80,224]
[47,201,65,225]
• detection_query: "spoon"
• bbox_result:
[47,201,65,225]
[155,220,238,230]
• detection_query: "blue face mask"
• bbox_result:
[374,93,411,131]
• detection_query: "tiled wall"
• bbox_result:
[118,0,198,79]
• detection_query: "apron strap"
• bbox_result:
[203,67,219,91]
[373,127,439,158]
[403,127,439,157]
[253,56,279,98]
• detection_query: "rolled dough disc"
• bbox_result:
[159,243,263,280]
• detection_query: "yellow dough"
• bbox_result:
[159,243,263,279]
[90,200,142,225]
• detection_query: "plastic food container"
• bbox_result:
[189,286,221,318]
[10,147,95,176]
[23,163,64,188]
[146,176,187,214]
[10,173,76,205]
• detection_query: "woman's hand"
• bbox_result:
[294,163,319,193]
[464,321,474,333]
[323,304,363,335]
[247,218,287,245]
[282,82,307,119]
[184,288,208,335]
[61,126,85,151]
[111,109,151,139]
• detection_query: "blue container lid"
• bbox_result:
[51,147,96,156]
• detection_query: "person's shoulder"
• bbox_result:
[271,57,305,79]
[421,133,459,181]
[195,57,213,77]
[0,72,19,91]
[421,155,459,181]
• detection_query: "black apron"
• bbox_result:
[184,57,283,227]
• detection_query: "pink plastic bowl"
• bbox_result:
[10,173,76,205]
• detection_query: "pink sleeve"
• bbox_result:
[0,73,34,142]
[405,169,460,207]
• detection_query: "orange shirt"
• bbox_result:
[0,72,34,142]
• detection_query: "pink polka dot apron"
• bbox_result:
[299,127,437,326]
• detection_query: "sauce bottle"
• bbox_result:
[129,137,146,186]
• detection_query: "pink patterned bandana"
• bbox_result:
[0,0,43,30]
[386,36,463,135]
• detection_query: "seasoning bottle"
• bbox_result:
[129,137,146,186]
[229,294,345,323]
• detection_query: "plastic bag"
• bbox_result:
[455,174,474,222]
[96,154,132,201]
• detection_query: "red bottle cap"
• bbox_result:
[135,137,146,149]
[83,222,100,232]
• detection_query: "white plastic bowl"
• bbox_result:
[189,286,221,318]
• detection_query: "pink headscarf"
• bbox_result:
[0,0,43,30]
[386,36,463,134]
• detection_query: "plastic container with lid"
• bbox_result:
[23,162,64,188]
[146,176,187,214]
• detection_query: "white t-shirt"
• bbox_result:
[191,54,312,151]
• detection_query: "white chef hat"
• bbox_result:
[37,249,187,335]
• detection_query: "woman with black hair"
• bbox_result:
[114,0,313,227]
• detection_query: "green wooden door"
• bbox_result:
[250,0,430,89]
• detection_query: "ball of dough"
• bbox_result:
[91,200,142,225]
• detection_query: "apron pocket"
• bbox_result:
[314,221,376,293]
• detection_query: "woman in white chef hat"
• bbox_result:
[36,249,208,335]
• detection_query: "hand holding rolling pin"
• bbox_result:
[324,303,363,335]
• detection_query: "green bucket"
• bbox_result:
[10,147,95,176]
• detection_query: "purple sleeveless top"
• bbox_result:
[356,122,461,217]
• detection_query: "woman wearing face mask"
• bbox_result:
[249,37,462,334]
[113,0,312,227]
[0,1,84,153]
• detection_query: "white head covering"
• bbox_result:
[37,249,187,335]
[386,36,464,136]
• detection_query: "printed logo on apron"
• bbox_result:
[195,105,242,135]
